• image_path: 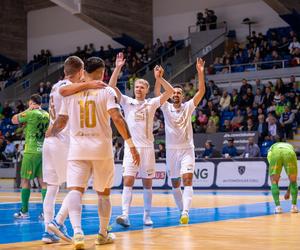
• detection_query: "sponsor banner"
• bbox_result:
[167,162,215,187]
[216,161,267,187]
[134,163,166,188]
[88,163,123,188]
[267,160,300,187]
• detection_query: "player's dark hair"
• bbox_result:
[173,85,184,91]
[85,57,105,73]
[30,94,42,105]
[64,56,84,76]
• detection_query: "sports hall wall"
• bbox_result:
[27,6,122,61]
[153,0,288,42]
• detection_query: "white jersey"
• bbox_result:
[59,87,120,160]
[161,99,196,149]
[48,79,71,144]
[120,95,161,148]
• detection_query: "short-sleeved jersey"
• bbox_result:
[59,87,120,160]
[18,109,50,154]
[268,142,295,153]
[161,99,196,149]
[120,95,161,148]
[48,79,71,143]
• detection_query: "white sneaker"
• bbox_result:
[143,214,153,226]
[275,206,283,214]
[73,233,85,250]
[95,232,115,245]
[290,205,299,213]
[116,215,130,227]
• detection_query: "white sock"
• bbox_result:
[67,190,83,235]
[98,195,111,237]
[182,186,193,214]
[122,186,132,216]
[143,188,152,216]
[172,187,183,211]
[43,185,59,232]
[55,193,70,225]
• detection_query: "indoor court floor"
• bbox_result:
[0,189,299,250]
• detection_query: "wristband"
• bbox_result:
[125,138,135,148]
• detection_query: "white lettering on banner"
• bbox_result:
[167,162,214,187]
[216,161,266,187]
[268,160,300,187]
[87,163,123,188]
[134,163,166,188]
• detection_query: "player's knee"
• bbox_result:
[142,178,152,189]
[123,176,135,187]
[97,188,111,196]
[21,179,30,188]
[183,178,193,186]
[68,186,85,193]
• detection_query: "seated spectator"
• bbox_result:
[239,79,252,96]
[206,119,218,133]
[209,89,221,106]
[156,143,166,159]
[242,137,260,158]
[242,118,257,131]
[2,102,13,118]
[208,110,219,127]
[219,90,231,111]
[202,140,220,158]
[279,105,295,139]
[231,109,244,131]
[260,135,275,157]
[253,79,265,94]
[289,37,300,54]
[220,119,232,132]
[222,138,238,158]
[253,88,264,108]
[196,110,208,132]
[206,80,220,100]
[263,87,274,108]
[267,114,280,140]
[275,95,289,117]
[230,89,239,110]
[257,114,268,144]
[3,138,16,161]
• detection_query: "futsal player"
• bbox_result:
[154,58,206,224]
[268,142,298,213]
[110,53,174,227]
[12,94,49,219]
[48,57,140,249]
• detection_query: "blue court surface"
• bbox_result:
[0,191,293,244]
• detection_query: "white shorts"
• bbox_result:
[67,159,114,192]
[166,148,195,179]
[43,137,68,186]
[123,147,155,179]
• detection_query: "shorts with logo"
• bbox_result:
[67,159,114,192]
[123,146,156,178]
[43,137,68,185]
[21,153,43,180]
[166,148,195,179]
[268,147,297,176]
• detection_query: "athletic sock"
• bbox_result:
[182,186,193,214]
[68,190,83,235]
[55,193,70,225]
[21,188,31,213]
[172,187,183,211]
[290,182,298,205]
[43,185,59,232]
[98,195,112,236]
[143,188,152,216]
[41,189,47,202]
[122,186,133,216]
[271,183,280,206]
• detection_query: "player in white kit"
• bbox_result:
[109,53,174,227]
[42,56,107,243]
[47,57,140,249]
[154,58,206,224]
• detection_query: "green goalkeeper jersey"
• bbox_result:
[18,108,49,154]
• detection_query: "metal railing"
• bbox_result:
[188,21,227,35]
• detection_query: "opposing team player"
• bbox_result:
[110,53,174,227]
[48,57,140,249]
[268,142,298,213]
[12,94,49,219]
[154,58,206,224]
[42,56,106,243]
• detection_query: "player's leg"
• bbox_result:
[142,178,153,226]
[180,149,195,224]
[93,159,115,245]
[167,149,183,211]
[268,150,283,213]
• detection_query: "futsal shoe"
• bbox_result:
[48,219,72,243]
[143,214,153,226]
[95,232,116,245]
[116,215,130,227]
[180,212,189,224]
[290,205,299,213]
[73,233,85,250]
[42,232,60,244]
[274,206,283,214]
[14,210,29,219]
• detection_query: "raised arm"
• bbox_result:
[108,52,126,102]
[108,108,140,166]
[59,80,107,97]
[154,65,174,105]
[193,58,206,107]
